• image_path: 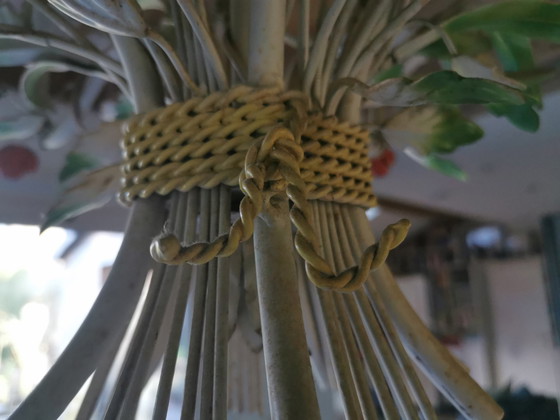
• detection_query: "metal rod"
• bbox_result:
[333,207,400,420]
[249,1,320,418]
[199,188,220,418]
[323,202,379,420]
[313,201,362,419]
[181,188,211,419]
[338,205,434,419]
[213,185,231,420]
[153,191,199,418]
[348,206,504,420]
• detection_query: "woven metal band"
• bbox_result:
[119,85,376,208]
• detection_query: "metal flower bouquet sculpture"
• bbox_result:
[2,0,559,419]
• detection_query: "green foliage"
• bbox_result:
[370,64,403,84]
[413,71,527,105]
[487,103,540,132]
[428,108,484,154]
[445,1,560,42]
[349,70,528,107]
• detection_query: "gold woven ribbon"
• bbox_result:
[120,85,410,292]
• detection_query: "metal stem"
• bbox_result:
[248,1,320,418]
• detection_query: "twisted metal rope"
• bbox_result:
[123,85,409,291]
[147,125,409,292]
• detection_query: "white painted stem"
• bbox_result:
[329,203,400,419]
[312,202,363,419]
[248,1,320,418]
[181,188,211,419]
[8,197,167,420]
[349,206,504,420]
[253,200,320,420]
[337,206,436,420]
[200,188,221,418]
[323,202,383,420]
[153,191,198,418]
[342,296,400,420]
[102,263,167,419]
[213,185,231,420]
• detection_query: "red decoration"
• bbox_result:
[371,148,395,177]
[0,145,39,179]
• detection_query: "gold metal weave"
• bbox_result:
[119,85,376,208]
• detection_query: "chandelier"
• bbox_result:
[5,0,551,418]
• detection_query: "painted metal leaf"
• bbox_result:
[450,56,525,90]
[349,71,526,107]
[42,164,121,232]
[0,114,45,141]
[420,32,493,59]
[413,71,527,106]
[370,64,403,84]
[57,121,122,186]
[445,1,560,43]
[41,111,81,150]
[404,148,467,181]
[70,121,123,165]
[20,61,112,109]
[491,33,535,73]
[59,152,101,183]
[488,103,540,133]
[488,33,541,132]
[383,106,483,155]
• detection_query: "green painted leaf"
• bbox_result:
[487,33,541,132]
[429,109,484,154]
[445,1,560,42]
[20,63,51,109]
[42,164,120,232]
[414,71,527,106]
[420,32,492,59]
[20,61,112,109]
[450,56,525,90]
[0,115,45,141]
[383,106,483,154]
[114,98,134,120]
[59,152,101,183]
[492,32,541,102]
[371,64,403,84]
[506,67,557,87]
[405,148,467,181]
[351,71,527,107]
[487,103,540,132]
[491,33,534,73]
